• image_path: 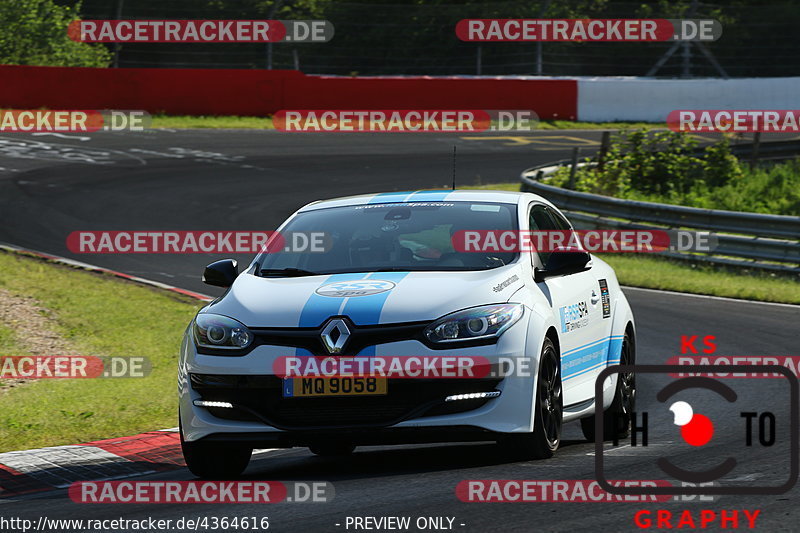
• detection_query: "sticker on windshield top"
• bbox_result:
[316,280,396,297]
[355,203,454,210]
[470,204,502,212]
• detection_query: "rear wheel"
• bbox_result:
[581,332,635,441]
[180,417,252,479]
[500,337,562,459]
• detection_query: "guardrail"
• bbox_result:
[729,137,800,162]
[520,161,800,273]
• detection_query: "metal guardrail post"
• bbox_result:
[597,131,611,172]
[750,132,761,169]
[568,147,580,189]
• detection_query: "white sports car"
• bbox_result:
[178,190,636,478]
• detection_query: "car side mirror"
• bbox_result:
[535,249,591,282]
[202,259,239,287]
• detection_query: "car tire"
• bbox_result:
[180,418,252,479]
[500,337,562,459]
[580,332,635,442]
[309,443,356,457]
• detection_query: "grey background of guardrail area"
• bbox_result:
[520,161,800,273]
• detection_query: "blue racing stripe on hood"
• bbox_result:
[343,272,409,326]
[343,272,409,356]
[297,273,367,328]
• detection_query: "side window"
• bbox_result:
[545,206,587,255]
[528,204,558,266]
[544,206,572,231]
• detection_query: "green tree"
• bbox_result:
[0,0,110,67]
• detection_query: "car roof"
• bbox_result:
[297,189,549,211]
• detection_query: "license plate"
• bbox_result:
[282,377,388,398]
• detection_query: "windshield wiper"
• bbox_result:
[259,267,321,277]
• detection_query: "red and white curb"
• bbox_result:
[0,430,184,498]
[0,243,214,498]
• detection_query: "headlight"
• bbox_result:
[193,314,253,351]
[424,304,524,344]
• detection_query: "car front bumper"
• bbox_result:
[179,317,539,443]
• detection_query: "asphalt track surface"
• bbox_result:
[1,130,799,532]
[0,129,611,294]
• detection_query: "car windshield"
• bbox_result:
[256,201,518,274]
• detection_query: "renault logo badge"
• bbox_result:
[320,318,351,354]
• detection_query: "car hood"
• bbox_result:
[203,266,526,327]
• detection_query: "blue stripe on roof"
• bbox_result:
[368,192,414,204]
[404,190,453,202]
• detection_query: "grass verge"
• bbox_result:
[597,254,799,304]
[151,114,275,129]
[536,120,664,130]
[149,114,661,131]
[462,182,800,305]
[0,251,202,452]
[0,324,25,357]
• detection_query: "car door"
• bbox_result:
[529,203,607,406]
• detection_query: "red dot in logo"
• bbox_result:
[681,413,714,446]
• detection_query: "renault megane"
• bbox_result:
[178,190,636,478]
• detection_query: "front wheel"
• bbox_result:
[500,337,562,459]
[309,443,356,456]
[581,332,635,442]
[180,419,252,479]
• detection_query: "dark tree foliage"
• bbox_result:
[29,1,800,76]
[0,0,110,67]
